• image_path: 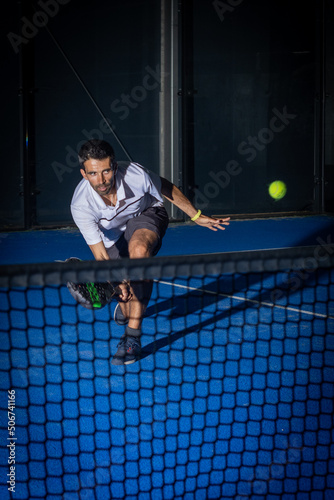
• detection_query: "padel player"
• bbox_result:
[70,139,230,365]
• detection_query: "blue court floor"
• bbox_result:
[0,215,334,499]
[0,214,333,265]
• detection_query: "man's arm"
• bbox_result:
[160,177,230,231]
[89,241,111,261]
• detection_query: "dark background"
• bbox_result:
[1,0,333,229]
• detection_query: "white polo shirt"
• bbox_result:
[70,162,164,248]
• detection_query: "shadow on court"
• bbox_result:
[140,267,330,360]
[141,276,267,360]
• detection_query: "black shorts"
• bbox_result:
[106,206,169,259]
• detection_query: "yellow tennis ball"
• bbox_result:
[269,180,287,200]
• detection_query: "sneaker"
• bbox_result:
[111,335,141,365]
[113,303,129,326]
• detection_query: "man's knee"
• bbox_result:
[129,242,151,258]
[128,229,158,258]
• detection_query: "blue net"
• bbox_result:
[0,247,333,499]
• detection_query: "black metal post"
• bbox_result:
[314,0,326,213]
[180,0,196,204]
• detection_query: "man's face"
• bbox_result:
[80,157,115,196]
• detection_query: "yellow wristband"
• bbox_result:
[191,209,202,221]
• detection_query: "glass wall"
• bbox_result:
[0,4,24,228]
[1,0,161,228]
[34,0,161,225]
[1,0,332,228]
[188,0,318,215]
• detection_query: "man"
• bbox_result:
[70,139,230,365]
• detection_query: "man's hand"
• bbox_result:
[194,215,230,232]
[160,178,231,232]
[117,281,133,302]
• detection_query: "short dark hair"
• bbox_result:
[78,139,115,168]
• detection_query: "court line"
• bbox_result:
[156,280,334,320]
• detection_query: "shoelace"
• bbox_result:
[118,337,140,350]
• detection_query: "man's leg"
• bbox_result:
[112,228,158,365]
[117,228,158,328]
